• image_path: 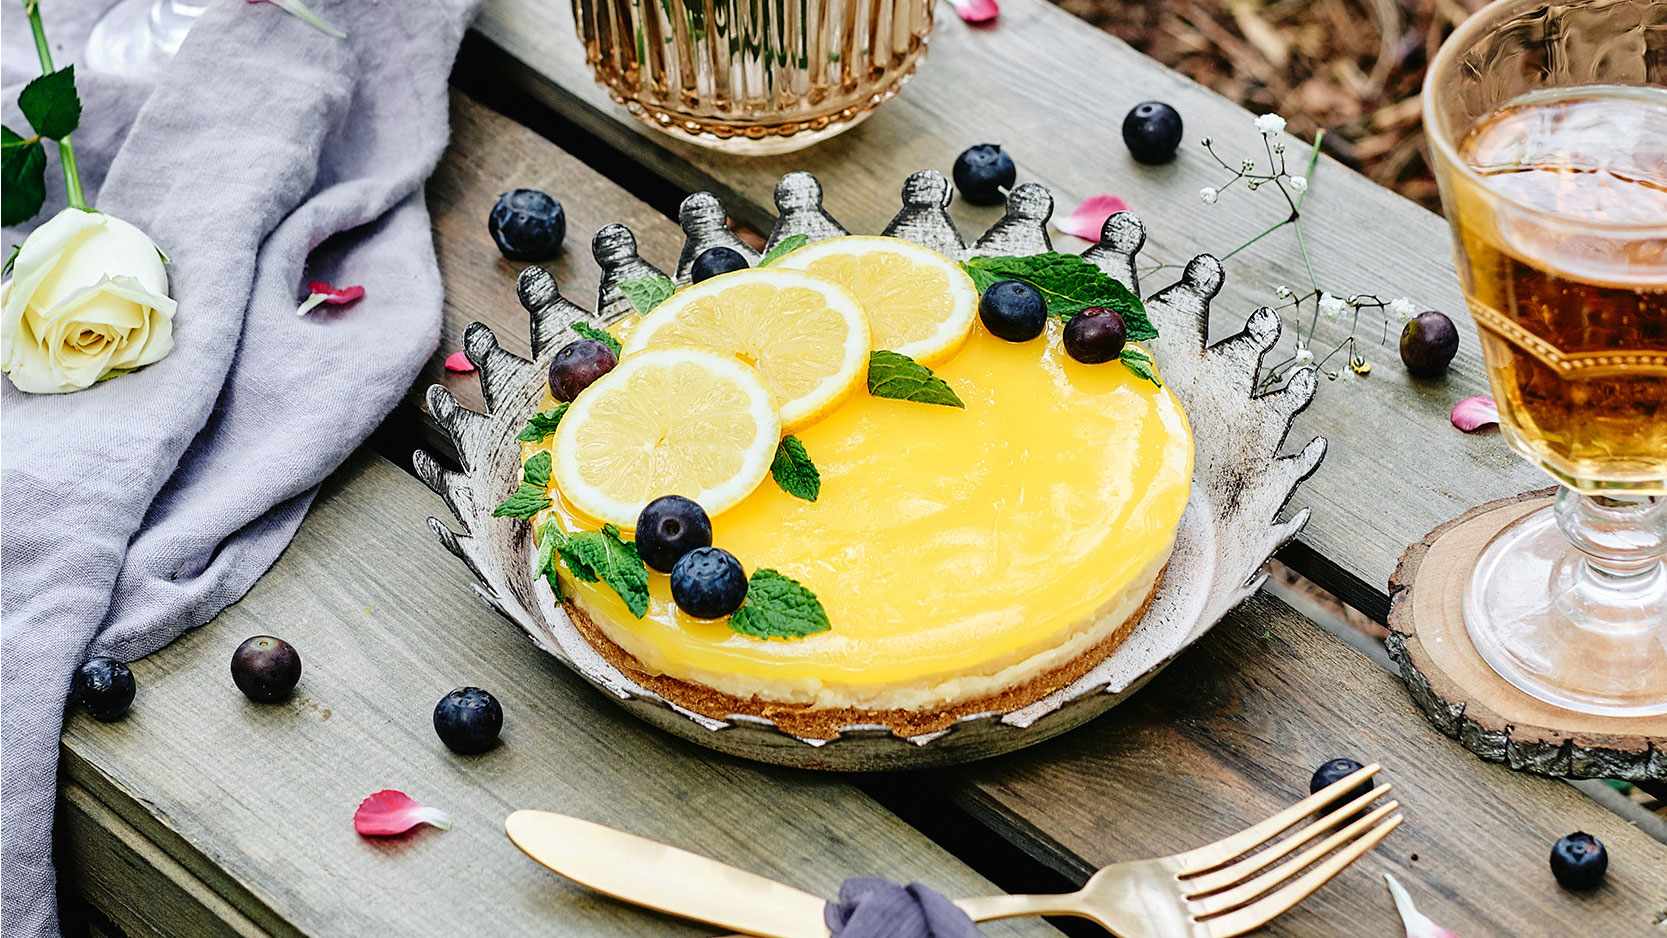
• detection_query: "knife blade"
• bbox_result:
[505,810,832,937]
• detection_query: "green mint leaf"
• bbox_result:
[18,66,81,140]
[570,321,622,356]
[770,435,820,501]
[758,234,808,266]
[729,569,831,639]
[493,482,551,519]
[1119,346,1161,387]
[535,520,564,599]
[866,350,964,408]
[963,253,1157,340]
[557,525,649,617]
[619,275,674,315]
[515,404,569,443]
[1,127,45,227]
[523,450,553,488]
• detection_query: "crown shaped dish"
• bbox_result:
[417,170,1326,771]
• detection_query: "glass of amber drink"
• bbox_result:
[1424,0,1667,716]
[572,0,935,154]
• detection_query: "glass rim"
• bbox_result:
[1421,0,1667,236]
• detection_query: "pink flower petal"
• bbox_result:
[1053,194,1131,242]
[1450,395,1499,432]
[354,789,453,837]
[948,0,999,25]
[307,281,366,304]
[1385,874,1462,938]
[443,351,476,373]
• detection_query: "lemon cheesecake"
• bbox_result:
[511,237,1193,738]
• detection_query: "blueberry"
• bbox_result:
[670,547,748,619]
[979,280,1047,342]
[952,144,1017,205]
[488,189,566,261]
[73,657,135,722]
[1399,311,1459,377]
[1550,832,1607,890]
[230,636,301,703]
[433,686,504,754]
[1063,307,1128,364]
[691,247,750,284]
[1122,102,1184,165]
[636,495,714,573]
[1309,757,1374,812]
[549,339,617,401]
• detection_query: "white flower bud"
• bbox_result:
[1388,297,1418,322]
[1288,175,1308,192]
[1275,285,1293,299]
[1318,292,1348,321]
[1199,187,1219,205]
[1254,113,1287,136]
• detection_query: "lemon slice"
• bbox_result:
[772,235,978,367]
[619,268,870,431]
[551,347,780,528]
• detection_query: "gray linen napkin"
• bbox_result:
[1,0,480,933]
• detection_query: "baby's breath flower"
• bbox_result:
[1247,181,1259,190]
[1318,292,1348,321]
[1275,284,1293,299]
[1332,367,1355,383]
[1199,187,1219,205]
[1254,113,1287,137]
[1240,159,1256,172]
[1288,175,1308,193]
[1200,136,1213,147]
[1273,142,1286,154]
[1388,297,1417,321]
[1293,342,1314,367]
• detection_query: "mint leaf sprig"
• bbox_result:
[758,233,808,266]
[770,435,819,501]
[4,5,87,226]
[516,404,569,443]
[962,253,1156,339]
[570,322,621,356]
[535,520,650,617]
[867,350,964,408]
[619,275,674,315]
[729,569,830,639]
[493,451,553,518]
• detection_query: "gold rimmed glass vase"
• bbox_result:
[573,0,935,154]
[1424,0,1667,716]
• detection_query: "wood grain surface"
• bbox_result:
[59,452,1054,938]
[464,0,1547,620]
[947,594,1667,937]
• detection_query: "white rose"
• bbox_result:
[2,208,175,394]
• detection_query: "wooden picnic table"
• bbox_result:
[58,2,1667,936]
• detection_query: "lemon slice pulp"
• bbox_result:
[772,235,978,367]
[551,347,781,528]
[619,267,870,432]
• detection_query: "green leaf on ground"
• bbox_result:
[963,253,1156,340]
[728,569,830,639]
[770,436,820,501]
[758,234,808,266]
[570,321,622,356]
[619,275,675,315]
[18,66,80,139]
[866,350,964,408]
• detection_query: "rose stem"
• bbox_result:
[23,0,88,212]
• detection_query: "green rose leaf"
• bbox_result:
[770,435,820,501]
[570,321,622,357]
[728,569,831,639]
[1,126,46,227]
[18,66,80,140]
[1119,346,1161,386]
[963,253,1156,340]
[618,274,675,315]
[515,404,569,443]
[866,350,964,408]
[758,233,808,266]
[556,524,649,618]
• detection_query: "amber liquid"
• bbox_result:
[1453,87,1667,492]
[573,0,932,152]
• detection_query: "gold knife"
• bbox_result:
[505,810,832,938]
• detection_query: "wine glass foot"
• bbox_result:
[84,0,204,79]
[1465,503,1667,717]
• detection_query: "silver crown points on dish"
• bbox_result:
[417,170,1326,771]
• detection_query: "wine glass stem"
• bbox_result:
[1552,487,1667,632]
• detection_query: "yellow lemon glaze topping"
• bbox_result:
[530,316,1193,709]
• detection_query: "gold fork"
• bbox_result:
[511,763,1400,938]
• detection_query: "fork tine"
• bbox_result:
[1194,813,1402,938]
[1174,763,1383,874]
[1187,801,1400,913]
[1180,785,1394,894]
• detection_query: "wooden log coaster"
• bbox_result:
[1387,489,1667,781]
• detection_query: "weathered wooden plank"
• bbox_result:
[417,91,685,458]
[464,0,1545,619]
[948,594,1667,937]
[60,451,1054,937]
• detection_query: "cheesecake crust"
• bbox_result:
[562,566,1165,740]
